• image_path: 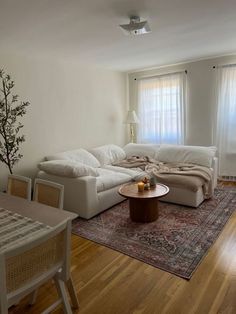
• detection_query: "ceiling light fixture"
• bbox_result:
[120,16,151,36]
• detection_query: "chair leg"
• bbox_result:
[0,299,8,314]
[54,276,72,314]
[29,289,38,305]
[67,277,79,309]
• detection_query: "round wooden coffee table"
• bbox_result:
[118,183,169,223]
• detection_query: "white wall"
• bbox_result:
[129,54,236,146]
[0,53,128,191]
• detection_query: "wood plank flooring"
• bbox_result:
[9,184,236,314]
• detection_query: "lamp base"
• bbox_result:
[130,124,135,143]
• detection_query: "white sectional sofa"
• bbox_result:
[37,143,218,219]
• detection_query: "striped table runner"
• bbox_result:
[0,207,51,252]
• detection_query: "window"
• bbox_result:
[216,65,236,176]
[137,72,186,144]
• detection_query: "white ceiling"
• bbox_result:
[1,0,236,71]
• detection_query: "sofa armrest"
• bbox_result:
[37,171,99,218]
[72,176,99,216]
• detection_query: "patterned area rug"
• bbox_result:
[72,187,236,279]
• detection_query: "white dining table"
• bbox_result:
[0,192,77,227]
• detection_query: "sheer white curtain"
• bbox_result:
[216,65,236,177]
[137,72,186,144]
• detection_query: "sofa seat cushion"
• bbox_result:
[90,144,126,166]
[156,174,205,192]
[96,168,131,192]
[45,148,101,168]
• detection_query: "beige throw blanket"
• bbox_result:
[145,163,213,198]
[113,157,213,198]
[113,156,159,170]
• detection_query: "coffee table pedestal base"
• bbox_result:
[129,198,159,223]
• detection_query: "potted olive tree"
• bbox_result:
[0,69,30,174]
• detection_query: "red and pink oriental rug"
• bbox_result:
[72,187,236,279]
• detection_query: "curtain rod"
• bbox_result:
[212,63,236,69]
[134,70,187,81]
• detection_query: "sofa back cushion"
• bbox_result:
[157,145,217,167]
[90,144,126,165]
[123,143,160,159]
[38,160,99,178]
[45,148,100,168]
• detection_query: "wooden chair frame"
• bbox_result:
[33,178,64,210]
[7,174,32,201]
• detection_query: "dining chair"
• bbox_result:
[31,179,78,309]
[7,174,32,201]
[33,178,64,209]
[0,220,79,314]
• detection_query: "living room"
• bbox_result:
[0,0,236,313]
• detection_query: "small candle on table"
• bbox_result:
[138,182,145,192]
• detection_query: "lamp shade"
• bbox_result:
[125,110,139,124]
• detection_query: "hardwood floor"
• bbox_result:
[10,184,236,314]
